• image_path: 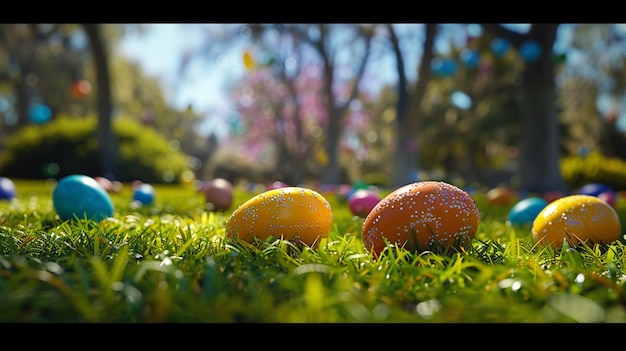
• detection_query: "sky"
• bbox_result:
[117,24,240,137]
[117,24,626,136]
[116,23,467,137]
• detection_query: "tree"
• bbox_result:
[386,23,438,188]
[233,24,376,185]
[560,24,626,160]
[228,62,328,184]
[83,23,119,178]
[0,24,74,134]
[481,24,567,193]
[313,24,375,185]
[0,24,212,181]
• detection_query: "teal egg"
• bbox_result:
[507,197,548,226]
[52,174,114,221]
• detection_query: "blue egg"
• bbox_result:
[0,177,17,200]
[53,174,114,221]
[133,183,155,205]
[508,197,548,226]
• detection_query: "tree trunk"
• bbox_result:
[317,24,374,186]
[392,23,438,188]
[482,23,567,193]
[82,24,119,179]
[323,105,343,185]
[518,24,567,193]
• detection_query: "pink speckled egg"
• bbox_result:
[361,181,480,258]
[347,189,382,218]
[531,195,621,250]
[226,187,333,248]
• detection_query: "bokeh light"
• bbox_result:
[28,103,52,125]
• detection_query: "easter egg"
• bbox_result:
[131,180,143,190]
[577,183,613,197]
[133,183,155,205]
[507,197,548,226]
[347,189,382,218]
[0,177,17,200]
[361,181,480,257]
[226,187,333,248]
[531,195,621,250]
[597,190,617,207]
[111,181,123,193]
[335,184,353,199]
[266,181,289,191]
[94,176,114,193]
[344,180,371,200]
[52,174,114,221]
[202,178,234,211]
[486,187,515,206]
[543,190,567,203]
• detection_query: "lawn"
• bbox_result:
[1,178,625,323]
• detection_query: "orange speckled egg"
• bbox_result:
[226,187,333,248]
[361,181,480,257]
[531,194,621,249]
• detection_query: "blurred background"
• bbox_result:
[1,23,625,194]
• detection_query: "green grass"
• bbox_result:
[1,179,626,322]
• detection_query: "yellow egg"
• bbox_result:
[531,195,621,249]
[225,187,333,248]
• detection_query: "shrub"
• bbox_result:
[0,115,191,184]
[560,151,626,191]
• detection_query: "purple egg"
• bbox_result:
[577,183,613,197]
[348,189,382,218]
[0,177,16,200]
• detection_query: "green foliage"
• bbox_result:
[0,115,191,184]
[114,117,191,183]
[418,32,525,182]
[561,151,626,191]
